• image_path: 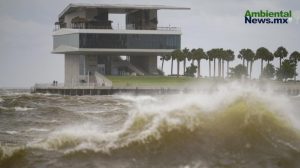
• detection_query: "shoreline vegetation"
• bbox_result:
[159,47,300,82]
[104,46,300,90]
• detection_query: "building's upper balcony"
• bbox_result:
[54,21,181,32]
[54,3,189,33]
[52,4,189,54]
[53,23,181,32]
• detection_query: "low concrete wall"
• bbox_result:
[33,84,300,96]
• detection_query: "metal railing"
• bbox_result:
[54,25,180,32]
[33,83,110,89]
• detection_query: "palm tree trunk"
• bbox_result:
[213,58,216,77]
[222,59,225,78]
[197,59,200,78]
[250,61,253,79]
[246,61,249,75]
[243,58,245,66]
[171,58,174,75]
[279,57,282,68]
[209,60,211,77]
[177,60,180,78]
[227,61,229,77]
[218,59,221,77]
[183,59,186,76]
[220,59,222,78]
[261,59,263,77]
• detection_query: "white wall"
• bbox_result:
[65,54,80,85]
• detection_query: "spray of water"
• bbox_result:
[30,81,300,155]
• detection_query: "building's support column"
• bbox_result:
[147,55,158,74]
[65,54,80,86]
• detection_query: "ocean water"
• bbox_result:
[0,82,300,168]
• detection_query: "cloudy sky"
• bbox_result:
[0,0,299,88]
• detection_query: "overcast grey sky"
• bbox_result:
[0,0,299,88]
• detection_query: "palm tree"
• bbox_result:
[172,49,184,78]
[213,51,217,77]
[193,48,207,78]
[244,49,255,79]
[210,48,224,78]
[219,48,228,78]
[289,51,300,80]
[160,54,171,73]
[224,49,235,77]
[274,46,288,69]
[216,48,223,78]
[256,47,272,77]
[222,50,227,78]
[265,51,274,64]
[239,49,255,78]
[182,48,190,75]
[207,51,213,77]
[238,49,247,69]
[170,53,176,76]
[290,51,300,62]
[160,55,164,71]
[207,49,219,77]
[238,49,246,66]
[190,49,196,64]
[276,59,297,82]
[207,49,213,77]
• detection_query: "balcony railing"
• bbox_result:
[54,24,180,32]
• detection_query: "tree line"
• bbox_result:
[160,47,300,81]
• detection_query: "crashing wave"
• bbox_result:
[32,82,300,157]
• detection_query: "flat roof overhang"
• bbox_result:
[59,3,190,19]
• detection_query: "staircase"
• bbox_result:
[95,72,112,87]
[113,61,145,75]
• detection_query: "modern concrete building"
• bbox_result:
[53,3,189,86]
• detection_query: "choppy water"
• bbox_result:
[1,82,300,168]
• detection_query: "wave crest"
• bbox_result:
[0,145,26,167]
[35,92,300,156]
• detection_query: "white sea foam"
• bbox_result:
[118,95,157,103]
[2,92,31,96]
[78,110,106,114]
[0,106,8,110]
[14,107,35,111]
[27,128,49,132]
[33,82,299,154]
[5,131,19,135]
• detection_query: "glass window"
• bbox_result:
[79,33,180,49]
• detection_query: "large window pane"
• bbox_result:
[79,33,180,49]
